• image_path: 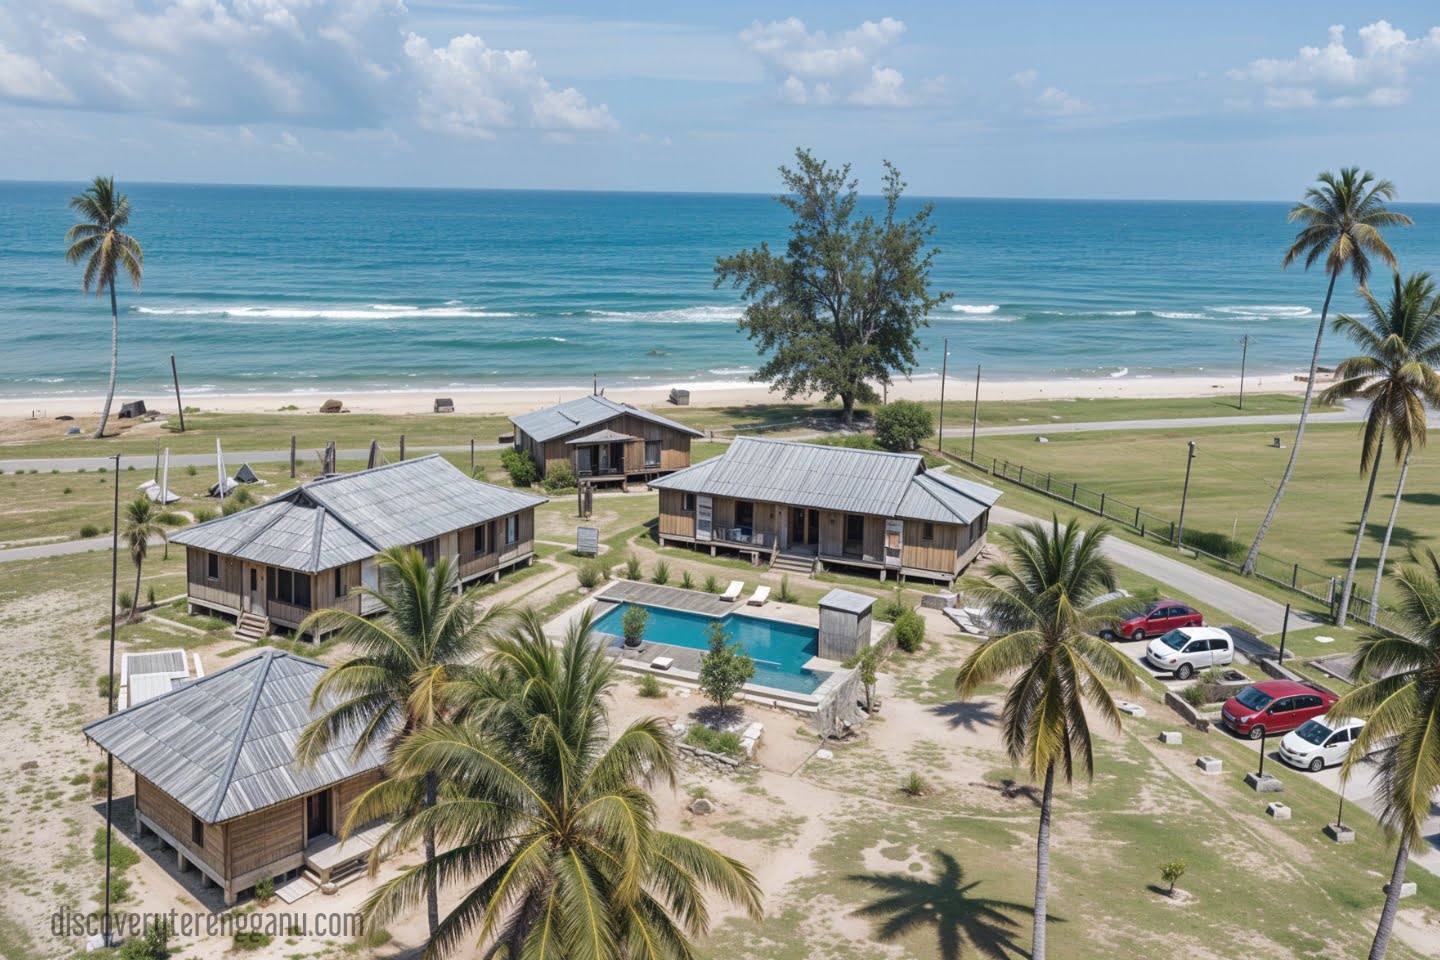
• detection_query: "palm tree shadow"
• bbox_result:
[930,699,999,732]
[849,850,1041,960]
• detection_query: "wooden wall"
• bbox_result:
[335,770,384,825]
[902,519,967,575]
[186,548,243,611]
[225,800,305,878]
[136,776,226,876]
[818,511,885,563]
[530,414,693,479]
[657,490,695,538]
[312,562,362,615]
[459,509,536,580]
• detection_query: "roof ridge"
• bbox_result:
[204,648,281,822]
[733,435,924,463]
[306,452,443,488]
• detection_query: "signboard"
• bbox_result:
[576,526,600,556]
[695,495,713,541]
[883,518,904,568]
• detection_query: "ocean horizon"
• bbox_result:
[5,180,1440,401]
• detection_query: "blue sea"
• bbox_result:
[5,181,1440,400]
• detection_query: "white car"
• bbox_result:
[1144,626,1234,680]
[1279,717,1365,772]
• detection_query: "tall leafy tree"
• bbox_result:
[953,516,1140,960]
[1333,550,1440,960]
[715,149,951,425]
[1321,272,1440,625]
[1244,168,1411,574]
[350,608,762,959]
[65,176,144,439]
[296,546,508,939]
[121,495,167,623]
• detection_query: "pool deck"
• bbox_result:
[546,580,853,714]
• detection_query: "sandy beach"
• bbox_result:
[0,372,1311,420]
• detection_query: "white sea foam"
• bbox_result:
[707,367,754,375]
[135,304,516,321]
[1109,367,1129,379]
[587,305,741,324]
[1207,305,1312,318]
[951,303,1000,314]
[1155,311,1207,320]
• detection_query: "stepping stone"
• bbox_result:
[1246,772,1283,793]
[1116,701,1147,718]
[1158,731,1182,745]
[651,656,674,670]
[1266,802,1291,820]
[1195,756,1222,775]
[1314,636,1335,644]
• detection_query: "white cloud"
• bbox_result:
[0,43,72,103]
[740,16,938,107]
[1228,20,1440,109]
[1012,68,1091,116]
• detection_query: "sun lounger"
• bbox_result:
[720,580,744,602]
[747,585,771,606]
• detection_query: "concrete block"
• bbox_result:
[922,592,957,610]
[1266,802,1291,820]
[1158,731,1183,745]
[1324,823,1356,843]
[815,749,834,760]
[1117,701,1147,718]
[1195,756,1222,775]
[650,656,674,671]
[1245,772,1283,793]
[1382,881,1417,899]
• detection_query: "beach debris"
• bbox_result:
[688,797,715,815]
[1035,436,1049,443]
[319,398,344,414]
[1271,436,1284,448]
[66,426,82,435]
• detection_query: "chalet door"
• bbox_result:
[597,445,610,473]
[306,789,332,841]
[247,567,264,614]
[790,508,819,547]
[695,495,713,541]
[610,442,626,474]
[575,447,593,476]
[884,519,904,569]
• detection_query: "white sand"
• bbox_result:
[0,372,1309,418]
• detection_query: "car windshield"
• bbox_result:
[1293,720,1331,746]
[1157,630,1190,651]
[1234,687,1274,711]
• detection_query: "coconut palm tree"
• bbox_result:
[121,495,167,622]
[296,546,509,939]
[65,177,144,439]
[1321,272,1440,625]
[1243,168,1411,575]
[348,607,763,959]
[953,515,1141,960]
[1332,550,1440,960]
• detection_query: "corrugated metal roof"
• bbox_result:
[84,649,389,824]
[818,589,875,614]
[650,437,1000,525]
[510,394,703,443]
[171,455,547,573]
[564,428,635,445]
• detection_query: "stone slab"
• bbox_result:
[1266,801,1291,820]
[1324,823,1356,843]
[1196,756,1222,775]
[1158,731,1182,745]
[1245,772,1284,793]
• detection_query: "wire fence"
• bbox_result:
[939,448,1407,627]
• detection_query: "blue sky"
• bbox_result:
[3,1,1440,199]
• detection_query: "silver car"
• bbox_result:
[1144,627,1234,680]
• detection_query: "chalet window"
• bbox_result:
[334,567,347,598]
[267,567,312,607]
[206,553,219,581]
[844,514,865,554]
[734,501,754,529]
[681,493,695,512]
[474,524,488,554]
[191,815,204,848]
[921,522,935,542]
[418,539,438,567]
[644,440,661,467]
[505,514,520,545]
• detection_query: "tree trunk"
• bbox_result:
[95,284,120,440]
[1243,268,1338,574]
[129,559,143,623]
[1031,761,1056,960]
[1336,433,1384,626]
[1370,836,1411,960]
[840,392,855,426]
[423,771,439,937]
[1368,453,1410,624]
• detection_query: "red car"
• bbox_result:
[1221,680,1340,740]
[1114,600,1203,641]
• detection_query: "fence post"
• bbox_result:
[1018,465,1024,485]
[1135,506,1141,528]
[1328,577,1337,604]
[1291,563,1299,589]
[991,457,997,476]
[1140,521,1146,539]
[1170,521,1176,546]
[1044,474,1052,493]
[1070,482,1077,505]
[1099,492,1106,517]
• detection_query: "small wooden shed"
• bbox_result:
[817,588,875,660]
[118,400,148,419]
[433,397,455,413]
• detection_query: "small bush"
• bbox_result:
[221,498,244,516]
[232,932,272,951]
[63,486,73,495]
[185,465,198,476]
[154,511,186,526]
[874,399,935,451]
[146,585,157,606]
[680,570,695,590]
[891,610,925,653]
[540,460,577,493]
[253,874,276,904]
[702,574,721,594]
[118,918,171,960]
[901,772,928,797]
[684,724,744,758]
[778,574,798,603]
[500,449,538,487]
[576,561,605,590]
[233,487,254,505]
[621,604,650,642]
[97,674,116,704]
[193,507,217,523]
[874,594,909,623]
[1159,857,1187,896]
[636,674,664,698]
[1181,683,1209,707]
[652,560,670,585]
[810,434,882,450]
[625,555,643,580]
[117,590,133,614]
[79,524,100,539]
[1180,528,1245,562]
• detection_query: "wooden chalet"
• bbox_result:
[83,649,391,905]
[649,437,1001,583]
[509,394,703,485]
[170,455,547,640]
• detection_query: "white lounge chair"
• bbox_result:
[747,585,771,606]
[720,580,744,602]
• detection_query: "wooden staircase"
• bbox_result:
[235,611,270,642]
[770,550,817,577]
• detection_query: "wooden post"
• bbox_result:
[170,354,186,432]
[1291,563,1299,589]
[470,439,475,473]
[290,436,296,479]
[969,364,981,461]
[399,434,406,461]
[937,337,949,448]
[1100,492,1106,517]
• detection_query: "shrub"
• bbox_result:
[1181,683,1209,707]
[118,918,171,960]
[500,449,538,487]
[680,570,695,590]
[901,772,928,797]
[874,400,935,451]
[79,524,100,539]
[698,620,755,711]
[891,610,925,653]
[192,507,217,523]
[154,511,186,526]
[221,498,244,516]
[1159,857,1187,896]
[778,574,798,603]
[811,433,882,450]
[233,487,254,506]
[1179,528,1245,562]
[843,642,883,713]
[254,874,276,904]
[652,560,670,585]
[684,724,744,758]
[636,674,664,698]
[117,590,133,614]
[232,932,273,951]
[621,604,649,643]
[540,460,577,493]
[146,585,157,606]
[702,574,721,594]
[625,555,643,580]
[874,592,910,623]
[62,486,73,495]
[97,674,117,705]
[576,561,605,590]
[185,465,198,476]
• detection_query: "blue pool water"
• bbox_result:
[592,602,830,695]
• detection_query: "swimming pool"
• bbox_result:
[592,602,831,695]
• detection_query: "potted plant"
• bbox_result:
[622,605,649,648]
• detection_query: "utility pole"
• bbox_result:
[101,452,120,948]
[937,337,949,448]
[970,364,982,461]
[1276,603,1291,664]
[170,354,186,432]
[1175,440,1197,548]
[1238,334,1251,410]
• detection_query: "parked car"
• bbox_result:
[1221,680,1340,740]
[1144,627,1234,679]
[1279,717,1365,772]
[1112,600,1203,641]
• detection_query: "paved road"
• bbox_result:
[0,444,501,475]
[0,533,168,564]
[991,505,1294,634]
[953,405,1364,439]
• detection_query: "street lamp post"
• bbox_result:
[101,452,120,948]
[1175,440,1197,548]
[937,337,949,448]
[970,364,981,462]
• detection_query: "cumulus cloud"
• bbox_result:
[1228,20,1440,109]
[740,16,937,107]
[1012,68,1091,116]
[0,1,618,138]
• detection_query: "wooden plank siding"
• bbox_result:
[186,550,243,613]
[521,414,693,481]
[136,775,226,877]
[657,489,695,539]
[226,800,305,878]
